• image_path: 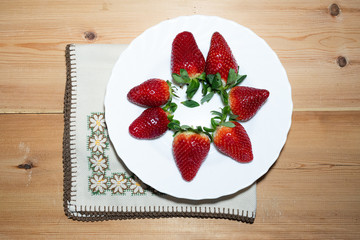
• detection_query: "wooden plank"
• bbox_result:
[0,0,359,113]
[0,111,359,239]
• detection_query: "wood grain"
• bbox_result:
[0,0,359,239]
[0,0,359,112]
[0,112,359,239]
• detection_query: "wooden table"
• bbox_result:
[1,0,359,239]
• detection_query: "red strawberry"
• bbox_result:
[129,107,169,139]
[173,131,210,181]
[127,78,171,107]
[205,32,238,83]
[229,86,270,121]
[213,121,253,163]
[171,31,205,79]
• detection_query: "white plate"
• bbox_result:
[105,15,292,200]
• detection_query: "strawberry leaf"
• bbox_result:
[196,126,203,132]
[172,73,187,85]
[201,81,209,95]
[221,106,231,121]
[168,120,181,131]
[203,127,215,132]
[172,119,180,125]
[197,72,206,81]
[169,102,178,113]
[211,74,222,90]
[167,80,179,99]
[220,121,236,128]
[222,106,231,115]
[211,117,220,129]
[163,101,178,113]
[169,124,181,131]
[180,125,191,131]
[211,110,223,117]
[229,113,239,121]
[216,73,222,81]
[232,74,247,88]
[206,74,215,85]
[200,92,215,104]
[180,69,190,82]
[186,79,200,99]
[181,100,200,108]
[204,132,213,142]
[167,114,174,121]
[226,68,237,86]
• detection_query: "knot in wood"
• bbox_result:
[18,162,33,170]
[329,3,340,16]
[337,56,347,67]
[84,31,97,41]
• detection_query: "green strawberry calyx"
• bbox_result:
[172,69,206,100]
[201,67,247,105]
[205,105,239,139]
[167,106,237,142]
[167,118,213,141]
[166,80,179,103]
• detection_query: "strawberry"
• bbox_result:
[213,121,253,163]
[127,78,172,107]
[172,131,210,181]
[129,107,170,139]
[229,86,270,121]
[171,31,205,80]
[205,32,238,83]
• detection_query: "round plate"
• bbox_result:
[104,15,292,200]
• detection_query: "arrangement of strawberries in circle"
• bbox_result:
[127,31,270,182]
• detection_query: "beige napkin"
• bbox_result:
[63,44,256,222]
